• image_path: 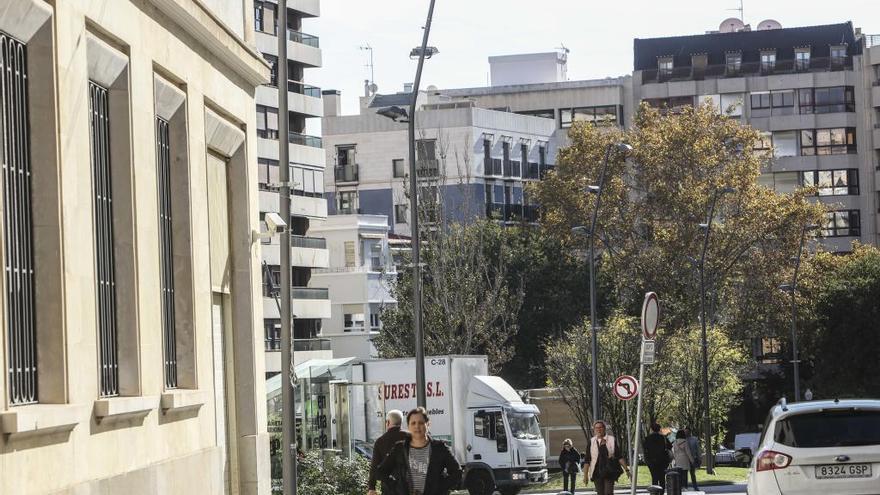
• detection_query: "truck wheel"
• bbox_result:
[499,487,521,495]
[466,471,494,495]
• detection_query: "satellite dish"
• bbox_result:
[369,83,378,94]
[757,19,782,30]
[719,17,745,33]
[426,85,438,91]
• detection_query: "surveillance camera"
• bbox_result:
[252,211,287,243]
[264,212,287,236]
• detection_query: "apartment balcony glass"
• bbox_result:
[288,131,322,148]
[293,338,331,352]
[291,235,327,249]
[287,29,319,48]
[334,164,359,183]
[292,287,329,299]
[641,56,854,83]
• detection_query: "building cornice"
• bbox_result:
[148,0,270,87]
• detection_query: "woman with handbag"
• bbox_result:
[582,420,631,495]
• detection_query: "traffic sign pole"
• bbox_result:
[631,292,660,495]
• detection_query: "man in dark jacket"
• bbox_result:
[643,423,672,491]
[368,409,409,495]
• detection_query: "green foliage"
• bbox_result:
[799,243,880,398]
[376,218,524,372]
[297,450,371,495]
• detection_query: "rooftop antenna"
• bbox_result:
[727,0,744,23]
[359,44,376,93]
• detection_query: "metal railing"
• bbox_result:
[156,117,178,389]
[416,159,439,178]
[866,34,880,48]
[288,131,322,148]
[291,236,327,249]
[294,338,331,352]
[287,80,322,98]
[334,164,359,183]
[642,56,853,83]
[292,287,329,300]
[288,29,320,48]
[3,33,38,405]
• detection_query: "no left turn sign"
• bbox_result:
[612,375,639,401]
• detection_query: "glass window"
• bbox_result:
[801,128,856,155]
[771,90,795,115]
[394,204,407,224]
[772,131,798,157]
[726,52,742,74]
[720,94,743,116]
[795,48,811,71]
[750,92,771,117]
[658,57,673,78]
[761,51,776,72]
[516,109,554,119]
[560,106,618,128]
[754,131,773,153]
[775,410,880,448]
[830,45,847,67]
[416,139,436,161]
[338,191,358,214]
[822,210,860,237]
[800,169,858,196]
[392,158,406,178]
[800,86,855,114]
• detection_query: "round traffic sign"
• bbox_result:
[641,292,660,340]
[612,375,639,401]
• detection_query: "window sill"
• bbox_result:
[161,389,208,412]
[94,395,159,421]
[1,403,87,435]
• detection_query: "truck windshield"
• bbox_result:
[506,411,542,440]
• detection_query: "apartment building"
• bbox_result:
[1,0,271,493]
[252,0,332,375]
[310,215,397,360]
[321,90,557,236]
[632,20,879,252]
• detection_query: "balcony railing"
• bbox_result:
[288,80,322,98]
[291,235,327,249]
[288,29,320,48]
[288,131,322,148]
[292,287,329,300]
[334,164,359,183]
[866,34,880,48]
[416,159,439,178]
[294,338,331,352]
[642,56,853,83]
[486,203,540,223]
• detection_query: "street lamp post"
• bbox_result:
[573,142,631,423]
[698,185,734,475]
[780,223,817,402]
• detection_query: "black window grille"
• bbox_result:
[2,33,38,405]
[89,81,119,398]
[156,117,177,389]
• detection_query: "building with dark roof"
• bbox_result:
[632,20,880,254]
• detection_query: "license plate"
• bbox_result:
[815,463,872,479]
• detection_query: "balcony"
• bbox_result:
[416,159,439,178]
[642,56,854,84]
[288,131,322,148]
[291,236,327,249]
[484,157,503,176]
[264,288,330,319]
[287,29,319,48]
[334,164,359,183]
[867,34,880,48]
[486,203,539,223]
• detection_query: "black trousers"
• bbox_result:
[688,465,698,488]
[563,471,576,493]
[593,477,615,495]
[648,462,667,488]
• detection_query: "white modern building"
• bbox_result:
[1,0,272,493]
[310,215,397,360]
[252,0,332,374]
[321,89,558,236]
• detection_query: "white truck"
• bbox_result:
[332,355,548,495]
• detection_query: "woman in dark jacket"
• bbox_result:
[558,438,581,493]
[377,407,462,495]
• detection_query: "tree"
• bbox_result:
[799,243,880,398]
[651,325,749,444]
[532,102,825,339]
[376,218,524,372]
[296,450,371,495]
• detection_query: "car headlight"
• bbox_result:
[512,472,526,480]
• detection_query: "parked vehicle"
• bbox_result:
[734,432,761,467]
[746,398,880,495]
[335,356,548,495]
[715,445,738,466]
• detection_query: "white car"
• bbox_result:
[747,398,880,495]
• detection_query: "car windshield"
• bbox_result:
[506,411,542,440]
[774,409,880,448]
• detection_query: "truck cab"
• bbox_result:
[464,377,548,495]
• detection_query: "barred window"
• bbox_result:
[2,32,38,405]
[156,117,177,388]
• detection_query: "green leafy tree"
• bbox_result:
[296,450,371,495]
[652,325,749,443]
[799,243,880,398]
[376,218,524,372]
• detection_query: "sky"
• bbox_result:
[305,0,880,119]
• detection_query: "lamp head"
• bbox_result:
[410,46,439,59]
[376,105,409,122]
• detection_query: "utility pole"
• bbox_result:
[278,1,296,494]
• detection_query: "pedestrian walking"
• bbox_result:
[376,407,462,495]
[582,420,631,495]
[558,438,581,493]
[672,430,697,491]
[684,427,701,491]
[643,423,672,491]
[368,409,409,495]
